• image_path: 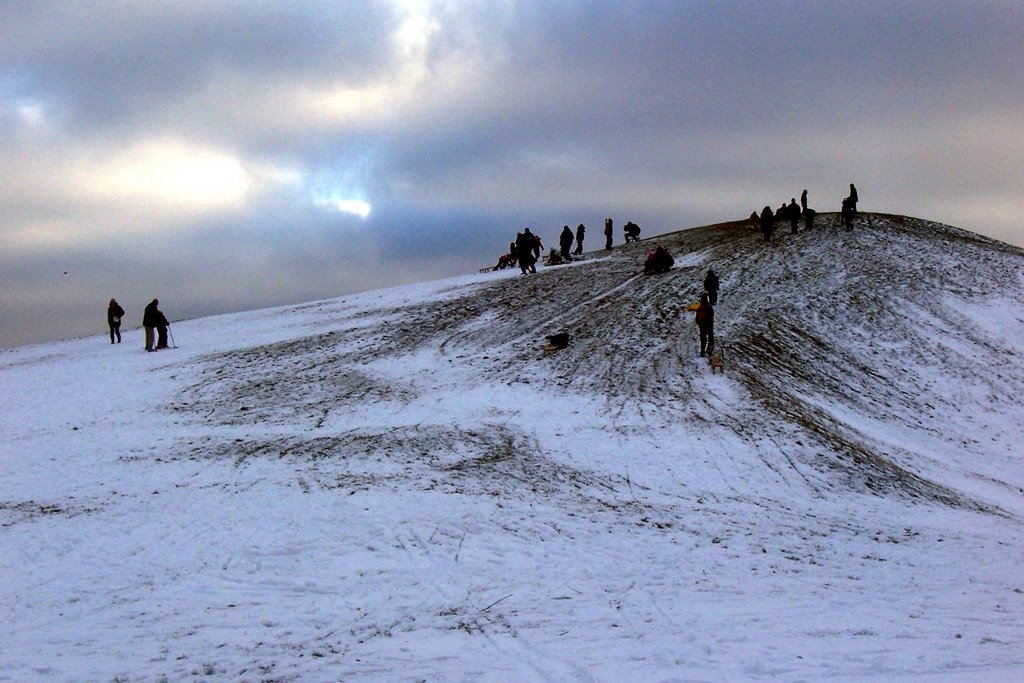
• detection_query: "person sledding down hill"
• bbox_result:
[643,245,674,274]
[624,221,641,243]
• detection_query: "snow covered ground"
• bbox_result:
[3,213,1024,681]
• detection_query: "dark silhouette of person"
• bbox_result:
[760,206,774,242]
[143,299,160,351]
[848,183,858,213]
[624,221,641,242]
[155,306,170,349]
[841,197,854,230]
[574,224,585,255]
[703,270,719,305]
[803,207,816,231]
[801,189,808,212]
[788,198,800,234]
[559,225,574,261]
[516,230,537,274]
[644,245,674,274]
[694,291,715,357]
[107,298,124,344]
[604,218,613,249]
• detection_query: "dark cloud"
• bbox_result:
[1,0,1022,348]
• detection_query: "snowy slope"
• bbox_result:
[2,213,1024,681]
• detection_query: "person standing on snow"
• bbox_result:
[604,218,613,249]
[703,270,720,305]
[559,225,574,261]
[143,298,160,352]
[517,230,537,274]
[788,198,800,234]
[848,183,858,213]
[801,189,808,212]
[694,291,715,357]
[575,223,585,255]
[107,298,125,344]
[760,206,774,242]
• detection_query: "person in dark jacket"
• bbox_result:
[703,270,720,305]
[848,183,858,213]
[694,292,715,357]
[574,223,585,255]
[643,245,674,274]
[803,207,816,231]
[604,218,613,250]
[788,198,800,234]
[559,225,574,261]
[516,230,537,274]
[841,197,854,230]
[623,221,641,243]
[800,189,808,212]
[143,299,160,351]
[760,206,774,242]
[155,307,170,349]
[107,298,125,344]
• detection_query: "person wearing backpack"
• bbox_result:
[694,292,715,357]
[107,298,125,344]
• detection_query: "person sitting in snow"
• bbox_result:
[644,245,674,274]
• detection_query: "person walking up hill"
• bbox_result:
[107,298,124,344]
[694,292,715,357]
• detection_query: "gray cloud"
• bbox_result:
[2,0,1022,348]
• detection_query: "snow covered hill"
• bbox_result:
[3,213,1024,681]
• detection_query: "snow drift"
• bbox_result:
[2,212,1023,681]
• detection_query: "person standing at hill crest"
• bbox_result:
[575,223,585,255]
[559,225,574,261]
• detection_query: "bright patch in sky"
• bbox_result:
[83,140,250,209]
[315,197,372,218]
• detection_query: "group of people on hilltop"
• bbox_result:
[755,183,857,242]
[493,218,644,273]
[105,297,171,351]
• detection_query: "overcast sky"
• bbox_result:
[2,1,1022,348]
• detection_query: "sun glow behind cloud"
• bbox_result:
[82,140,251,209]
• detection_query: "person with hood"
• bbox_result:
[760,205,774,242]
[703,269,720,305]
[694,291,715,357]
[801,189,808,212]
[143,298,160,352]
[604,218,614,250]
[788,198,800,234]
[559,224,575,261]
[848,183,858,213]
[107,298,125,344]
[574,223,585,255]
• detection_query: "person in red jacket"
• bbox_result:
[694,291,715,357]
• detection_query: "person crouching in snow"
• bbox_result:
[694,291,715,357]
